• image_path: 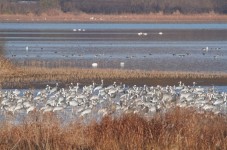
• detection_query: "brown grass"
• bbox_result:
[0,12,227,23]
[1,64,227,88]
[0,56,14,70]
[0,108,227,149]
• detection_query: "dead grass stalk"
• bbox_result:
[0,108,227,149]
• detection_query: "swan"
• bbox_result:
[92,63,98,68]
[120,62,125,68]
[80,108,92,117]
[53,105,65,112]
[67,100,78,107]
[93,80,104,92]
[42,105,54,113]
[14,103,24,113]
[137,32,143,36]
[26,105,36,113]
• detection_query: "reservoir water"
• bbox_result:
[0,23,227,72]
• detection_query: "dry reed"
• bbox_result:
[1,65,227,88]
[0,56,14,70]
[0,108,227,149]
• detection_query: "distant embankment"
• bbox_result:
[1,13,227,23]
[0,0,226,15]
[0,0,227,23]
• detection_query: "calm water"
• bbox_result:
[0,23,227,72]
[1,23,227,30]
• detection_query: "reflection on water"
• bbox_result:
[0,23,227,72]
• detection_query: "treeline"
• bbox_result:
[0,0,59,14]
[61,0,227,14]
[0,0,226,14]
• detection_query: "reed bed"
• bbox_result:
[0,108,227,149]
[0,56,15,71]
[1,65,227,88]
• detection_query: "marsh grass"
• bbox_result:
[0,108,227,149]
[1,64,227,88]
[0,56,14,70]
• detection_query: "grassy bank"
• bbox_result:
[1,65,227,88]
[0,108,227,149]
[1,12,227,23]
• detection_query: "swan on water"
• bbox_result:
[92,63,98,68]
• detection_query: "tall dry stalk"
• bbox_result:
[0,108,227,150]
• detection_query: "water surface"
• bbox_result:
[0,23,227,72]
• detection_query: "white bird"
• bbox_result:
[158,32,163,35]
[137,32,143,36]
[67,100,78,107]
[92,63,98,68]
[53,106,64,112]
[80,108,92,117]
[14,103,24,111]
[94,80,104,92]
[42,104,53,113]
[120,62,125,68]
[13,89,20,96]
[202,46,209,52]
[27,105,36,113]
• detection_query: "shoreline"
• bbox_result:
[1,13,227,23]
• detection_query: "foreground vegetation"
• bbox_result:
[0,108,227,149]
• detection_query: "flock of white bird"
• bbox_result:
[0,81,227,121]
[137,31,163,36]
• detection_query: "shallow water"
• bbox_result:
[1,23,227,72]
